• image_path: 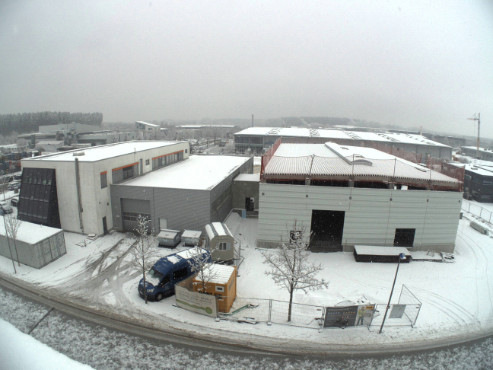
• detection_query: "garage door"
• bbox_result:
[121,199,151,232]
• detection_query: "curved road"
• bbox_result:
[0,273,492,361]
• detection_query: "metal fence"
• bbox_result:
[218,285,421,331]
[462,200,493,224]
[369,285,422,330]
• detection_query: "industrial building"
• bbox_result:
[111,155,252,233]
[0,219,66,269]
[234,127,452,161]
[18,141,190,235]
[257,141,462,253]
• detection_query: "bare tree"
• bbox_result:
[262,222,328,322]
[131,215,158,304]
[186,246,216,293]
[4,213,22,267]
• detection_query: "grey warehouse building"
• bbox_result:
[111,155,253,233]
[235,127,452,161]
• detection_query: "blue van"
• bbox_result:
[138,248,211,301]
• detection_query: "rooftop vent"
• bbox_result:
[73,151,85,156]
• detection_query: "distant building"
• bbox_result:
[136,121,161,140]
[257,142,462,253]
[461,146,493,161]
[234,127,452,161]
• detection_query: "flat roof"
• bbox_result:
[0,218,62,244]
[235,127,449,148]
[194,263,235,284]
[22,141,184,163]
[234,173,260,182]
[120,155,250,190]
[264,142,460,188]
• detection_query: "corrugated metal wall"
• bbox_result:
[257,183,462,252]
[111,185,210,233]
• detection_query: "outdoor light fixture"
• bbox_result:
[379,252,406,334]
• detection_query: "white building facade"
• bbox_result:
[19,141,189,235]
[257,142,462,253]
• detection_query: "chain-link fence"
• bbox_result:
[218,285,421,331]
[369,285,422,330]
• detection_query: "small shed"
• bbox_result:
[157,229,181,248]
[0,219,66,269]
[204,222,235,264]
[192,263,237,313]
[181,230,202,246]
[353,245,412,263]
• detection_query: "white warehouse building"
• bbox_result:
[257,142,463,253]
[19,141,190,235]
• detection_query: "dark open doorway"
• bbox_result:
[310,210,345,252]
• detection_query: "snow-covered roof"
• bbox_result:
[0,218,62,244]
[136,121,160,128]
[205,222,234,240]
[22,141,184,163]
[263,142,460,189]
[120,155,250,191]
[194,263,235,284]
[157,229,180,239]
[235,127,449,148]
[181,230,202,239]
[354,245,411,256]
[464,164,493,177]
[234,173,260,182]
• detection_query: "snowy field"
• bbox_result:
[0,202,492,364]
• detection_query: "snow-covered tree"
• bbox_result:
[186,247,216,293]
[4,213,22,267]
[262,222,328,322]
[131,215,158,304]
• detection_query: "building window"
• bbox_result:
[215,286,224,293]
[218,242,230,251]
[100,171,107,188]
[122,166,134,180]
[394,229,415,247]
[145,159,150,166]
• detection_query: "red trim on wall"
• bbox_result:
[112,162,139,172]
[152,150,183,160]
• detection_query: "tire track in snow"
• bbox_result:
[456,231,493,313]
[410,286,480,328]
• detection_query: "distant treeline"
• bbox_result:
[0,111,103,135]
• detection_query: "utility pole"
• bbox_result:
[468,113,481,159]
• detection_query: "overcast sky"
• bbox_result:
[0,1,492,137]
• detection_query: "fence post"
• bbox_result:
[267,299,272,326]
[480,208,483,219]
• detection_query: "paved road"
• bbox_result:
[1,285,492,369]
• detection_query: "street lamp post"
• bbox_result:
[468,113,481,159]
[379,252,406,334]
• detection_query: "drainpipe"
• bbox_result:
[75,158,84,233]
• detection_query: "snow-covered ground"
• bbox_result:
[0,319,92,370]
[0,203,492,356]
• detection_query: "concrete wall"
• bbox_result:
[0,231,66,269]
[210,158,253,222]
[232,179,259,209]
[257,183,462,253]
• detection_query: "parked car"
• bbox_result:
[10,197,18,207]
[138,248,211,301]
[0,203,13,214]
[7,182,21,191]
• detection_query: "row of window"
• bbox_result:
[100,151,186,188]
